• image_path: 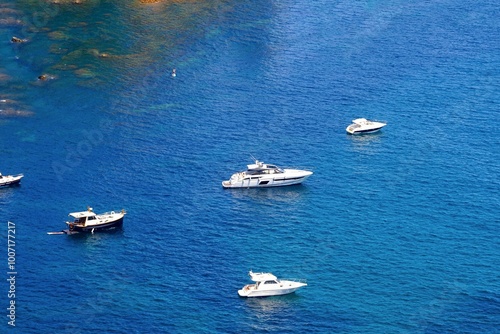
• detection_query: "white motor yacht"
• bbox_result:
[0,173,23,187]
[238,271,307,298]
[346,118,386,135]
[222,160,312,188]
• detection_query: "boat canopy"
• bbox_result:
[69,210,96,218]
[247,161,281,172]
[249,271,277,282]
[247,160,265,170]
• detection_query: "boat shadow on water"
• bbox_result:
[226,184,310,204]
[244,293,304,315]
[348,132,385,152]
[62,227,125,240]
[48,226,125,238]
[0,183,21,196]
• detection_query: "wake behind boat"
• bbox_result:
[0,173,23,187]
[346,118,386,135]
[48,207,126,235]
[222,160,312,188]
[238,271,307,298]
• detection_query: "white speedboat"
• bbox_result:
[238,271,307,298]
[346,118,386,135]
[59,207,126,235]
[222,160,312,188]
[0,173,23,187]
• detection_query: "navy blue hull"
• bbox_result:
[0,179,22,187]
[66,217,124,234]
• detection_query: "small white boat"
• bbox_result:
[238,271,307,298]
[222,160,312,189]
[0,173,23,187]
[346,118,386,135]
[58,207,126,235]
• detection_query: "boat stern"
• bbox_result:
[237,284,257,297]
[222,172,244,188]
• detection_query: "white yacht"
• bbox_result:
[346,118,386,135]
[0,173,23,187]
[238,271,307,298]
[222,160,312,188]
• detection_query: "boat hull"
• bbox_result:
[66,217,124,234]
[346,120,386,135]
[238,287,302,298]
[222,170,312,189]
[0,174,23,187]
[347,126,384,135]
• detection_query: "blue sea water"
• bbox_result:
[1,0,499,333]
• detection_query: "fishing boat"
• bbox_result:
[0,173,23,187]
[48,207,126,235]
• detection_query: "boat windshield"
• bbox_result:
[246,170,262,175]
[246,168,284,175]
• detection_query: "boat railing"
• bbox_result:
[281,278,307,284]
[286,166,315,172]
[99,209,126,216]
[100,211,115,216]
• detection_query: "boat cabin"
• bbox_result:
[254,279,281,288]
[69,208,97,226]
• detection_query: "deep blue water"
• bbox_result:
[1,0,499,333]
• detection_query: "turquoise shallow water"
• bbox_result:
[1,0,499,333]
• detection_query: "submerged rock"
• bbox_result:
[87,49,100,57]
[74,68,96,78]
[52,63,78,71]
[0,73,11,82]
[49,44,68,55]
[48,31,69,41]
[50,0,89,3]
[0,18,23,26]
[0,8,21,15]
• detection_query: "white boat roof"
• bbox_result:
[69,209,96,218]
[247,160,279,170]
[249,271,277,281]
[247,160,265,170]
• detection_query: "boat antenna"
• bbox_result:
[250,154,258,163]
